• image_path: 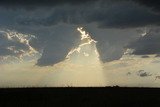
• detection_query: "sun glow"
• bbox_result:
[66,27,100,65]
[47,27,107,86]
[0,27,107,87]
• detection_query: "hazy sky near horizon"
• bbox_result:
[0,0,160,87]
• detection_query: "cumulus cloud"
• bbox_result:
[141,55,150,58]
[0,0,160,66]
[0,29,39,64]
[125,27,160,55]
[137,70,152,77]
[1,52,160,87]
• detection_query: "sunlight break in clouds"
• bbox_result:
[47,27,107,86]
[1,27,160,87]
[0,30,40,64]
[66,27,100,64]
[0,27,107,87]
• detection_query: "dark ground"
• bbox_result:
[0,87,160,106]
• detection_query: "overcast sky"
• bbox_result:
[1,0,160,87]
[0,0,160,66]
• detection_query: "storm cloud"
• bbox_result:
[0,0,96,6]
[0,0,160,66]
[15,2,160,28]
[0,0,160,28]
[134,0,160,12]
[126,27,160,55]
[0,30,39,64]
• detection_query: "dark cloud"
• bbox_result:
[0,0,96,6]
[126,28,160,55]
[0,30,37,62]
[141,55,150,58]
[0,0,92,5]
[0,0,160,29]
[139,72,151,77]
[36,25,80,66]
[126,72,131,76]
[137,70,152,77]
[1,0,160,66]
[155,54,160,57]
[134,0,160,12]
[0,48,13,56]
[1,0,159,11]
[13,1,160,29]
[36,42,71,66]
[35,24,140,66]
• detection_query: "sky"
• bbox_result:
[0,0,160,87]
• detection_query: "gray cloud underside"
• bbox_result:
[14,1,160,29]
[126,28,160,55]
[0,0,160,66]
[1,0,160,13]
[134,0,160,12]
[0,0,160,28]
[0,0,97,6]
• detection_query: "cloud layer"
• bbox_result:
[126,27,160,55]
[0,0,160,65]
[0,30,39,64]
[12,1,160,29]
